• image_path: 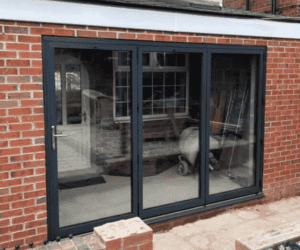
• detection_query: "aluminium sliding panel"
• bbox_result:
[206,47,266,205]
[43,36,139,241]
[137,45,206,219]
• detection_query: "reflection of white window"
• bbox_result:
[113,52,189,122]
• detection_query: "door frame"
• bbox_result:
[43,36,266,240]
[43,38,139,240]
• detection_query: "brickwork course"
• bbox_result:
[1,0,300,249]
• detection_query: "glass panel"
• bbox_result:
[142,52,202,209]
[55,64,62,125]
[209,54,256,195]
[55,48,132,227]
[66,64,81,124]
[143,53,150,66]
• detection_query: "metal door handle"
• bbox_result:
[51,126,67,150]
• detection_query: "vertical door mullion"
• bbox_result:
[131,48,139,216]
[204,50,211,202]
[137,47,144,215]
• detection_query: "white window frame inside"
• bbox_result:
[113,51,189,123]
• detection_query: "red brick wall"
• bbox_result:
[1,19,300,249]
[224,0,300,16]
[223,0,246,9]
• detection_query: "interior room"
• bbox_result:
[54,48,256,227]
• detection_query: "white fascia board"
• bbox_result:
[1,0,300,40]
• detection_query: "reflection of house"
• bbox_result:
[2,0,300,248]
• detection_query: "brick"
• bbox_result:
[4,26,28,34]
[0,224,23,235]
[30,27,53,35]
[33,107,43,114]
[0,100,18,108]
[18,35,41,43]
[35,167,45,175]
[23,145,45,154]
[0,34,16,41]
[8,108,31,115]
[7,76,30,83]
[11,185,34,194]
[32,76,42,82]
[8,92,31,99]
[36,212,47,219]
[20,84,42,90]
[1,239,24,249]
[77,30,97,38]
[9,123,32,131]
[6,43,30,50]
[0,140,8,147]
[24,204,46,214]
[138,242,153,250]
[0,187,9,195]
[0,92,6,99]
[21,100,42,107]
[10,154,33,162]
[171,36,187,42]
[22,130,44,137]
[0,209,23,219]
[0,148,20,156]
[0,51,16,58]
[35,182,46,189]
[11,169,34,178]
[155,35,171,42]
[0,193,22,204]
[10,139,32,147]
[0,219,10,227]
[25,234,47,245]
[32,44,41,51]
[118,33,136,40]
[136,34,154,41]
[0,203,10,211]
[22,115,44,122]
[0,162,21,172]
[7,60,30,67]
[12,214,35,224]
[20,68,42,75]
[0,85,14,93]
[33,123,44,130]
[98,32,117,39]
[0,68,18,75]
[25,219,46,229]
[0,235,11,244]
[32,60,42,67]
[0,172,9,180]
[19,52,41,58]
[13,229,35,239]
[23,160,45,168]
[54,29,75,36]
[188,37,203,43]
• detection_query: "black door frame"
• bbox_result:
[43,36,266,240]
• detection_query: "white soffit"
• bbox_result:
[0,0,300,39]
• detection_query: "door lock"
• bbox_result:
[51,126,67,150]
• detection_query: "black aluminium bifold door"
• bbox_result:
[43,36,264,240]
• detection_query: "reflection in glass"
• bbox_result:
[209,54,256,195]
[55,49,132,227]
[142,52,201,209]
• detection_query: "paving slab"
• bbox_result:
[153,196,300,250]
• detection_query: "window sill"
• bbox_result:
[143,192,264,225]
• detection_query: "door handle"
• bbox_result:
[51,125,67,150]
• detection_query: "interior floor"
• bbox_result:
[58,163,250,228]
